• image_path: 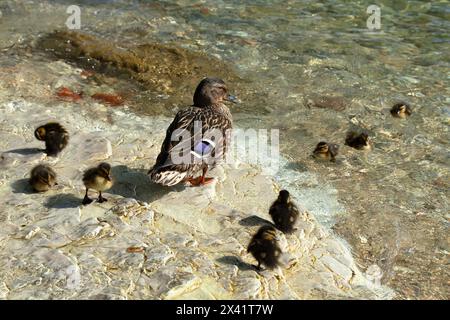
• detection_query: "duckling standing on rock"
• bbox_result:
[269,190,299,234]
[148,77,239,187]
[82,162,113,205]
[34,122,69,156]
[247,225,282,271]
[345,131,371,150]
[29,164,57,192]
[313,142,339,162]
[390,102,412,118]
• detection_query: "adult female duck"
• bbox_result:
[149,77,239,186]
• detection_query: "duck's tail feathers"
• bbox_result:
[148,167,187,186]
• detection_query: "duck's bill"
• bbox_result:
[225,94,241,104]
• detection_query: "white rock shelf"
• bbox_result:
[0,98,395,300]
[0,56,394,299]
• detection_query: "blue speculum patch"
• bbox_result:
[193,140,214,156]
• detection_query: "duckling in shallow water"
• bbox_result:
[345,131,371,150]
[82,162,113,205]
[269,190,300,234]
[313,141,339,162]
[390,102,412,118]
[29,164,57,192]
[34,122,69,156]
[247,225,282,270]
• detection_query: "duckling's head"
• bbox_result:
[34,126,46,141]
[314,141,329,154]
[391,102,412,118]
[360,133,369,144]
[278,189,291,203]
[98,162,112,181]
[193,77,240,107]
[259,225,277,240]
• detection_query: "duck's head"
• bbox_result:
[278,189,291,203]
[193,77,240,107]
[391,102,412,118]
[98,162,112,181]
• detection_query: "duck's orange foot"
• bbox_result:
[187,176,215,186]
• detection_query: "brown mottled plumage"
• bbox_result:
[313,142,339,162]
[345,131,371,150]
[269,190,299,234]
[390,102,412,118]
[82,163,113,205]
[34,122,69,156]
[247,225,282,270]
[29,164,57,192]
[148,77,239,187]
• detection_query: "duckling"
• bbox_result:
[269,190,300,234]
[29,164,57,192]
[82,162,113,205]
[345,131,371,150]
[390,102,412,118]
[313,141,339,162]
[34,122,69,156]
[247,225,282,271]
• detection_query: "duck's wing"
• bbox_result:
[152,107,232,172]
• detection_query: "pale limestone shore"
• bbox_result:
[0,60,394,299]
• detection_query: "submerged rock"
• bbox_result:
[306,95,347,111]
[36,30,240,98]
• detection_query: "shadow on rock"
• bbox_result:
[239,215,273,227]
[216,256,256,272]
[5,148,44,155]
[44,193,81,209]
[11,178,35,194]
[108,165,182,203]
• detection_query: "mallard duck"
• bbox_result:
[345,131,371,150]
[82,162,113,205]
[390,102,412,118]
[148,77,239,186]
[34,122,69,156]
[29,164,57,192]
[313,141,339,162]
[247,225,282,270]
[269,190,299,234]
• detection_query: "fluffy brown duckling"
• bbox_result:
[390,102,412,118]
[247,225,282,271]
[82,162,113,205]
[313,141,339,162]
[34,122,69,156]
[345,131,371,150]
[269,190,300,234]
[29,164,57,192]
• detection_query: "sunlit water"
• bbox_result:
[0,0,448,299]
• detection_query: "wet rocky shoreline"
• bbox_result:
[0,0,448,300]
[0,47,393,299]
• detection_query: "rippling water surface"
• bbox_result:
[0,0,449,299]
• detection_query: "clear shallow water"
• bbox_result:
[0,0,449,299]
